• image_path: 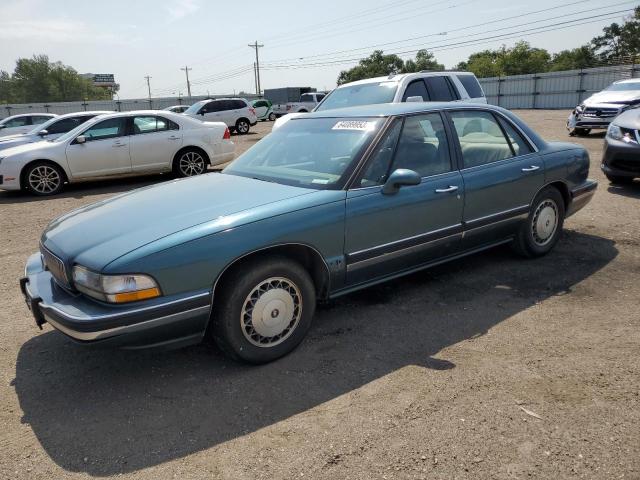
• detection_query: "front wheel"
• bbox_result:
[569,127,591,137]
[24,161,65,196]
[235,118,250,135]
[173,149,207,177]
[211,256,316,364]
[606,173,635,185]
[512,187,565,258]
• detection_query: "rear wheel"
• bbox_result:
[606,173,635,185]
[513,186,565,258]
[268,112,276,121]
[235,118,250,135]
[24,161,65,196]
[173,149,207,177]
[210,256,316,364]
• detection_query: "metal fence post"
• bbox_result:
[497,76,501,106]
[577,68,586,104]
[532,75,538,109]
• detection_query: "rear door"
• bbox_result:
[129,115,182,171]
[344,113,464,286]
[253,100,268,119]
[65,117,131,178]
[447,109,543,246]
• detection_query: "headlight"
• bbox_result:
[72,265,161,303]
[575,105,585,114]
[607,124,638,143]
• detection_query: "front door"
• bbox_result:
[345,113,465,286]
[447,110,544,246]
[65,117,131,178]
[254,100,268,119]
[129,115,183,172]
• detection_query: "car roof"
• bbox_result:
[336,71,472,88]
[303,101,500,119]
[2,112,56,120]
[54,111,112,119]
[614,78,640,84]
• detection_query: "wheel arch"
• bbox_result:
[20,158,69,189]
[173,145,211,167]
[211,243,331,306]
[536,180,570,210]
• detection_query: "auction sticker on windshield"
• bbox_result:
[332,120,377,131]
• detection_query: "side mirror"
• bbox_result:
[0,125,5,129]
[75,135,86,144]
[382,168,421,195]
[405,96,424,103]
[199,110,206,116]
[38,129,48,137]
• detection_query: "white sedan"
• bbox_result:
[0,113,57,138]
[0,110,234,196]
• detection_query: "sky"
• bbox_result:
[0,0,636,99]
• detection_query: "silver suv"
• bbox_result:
[184,98,258,134]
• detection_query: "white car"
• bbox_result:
[0,111,110,152]
[184,98,258,134]
[0,110,234,196]
[163,105,190,113]
[273,71,486,130]
[0,113,57,138]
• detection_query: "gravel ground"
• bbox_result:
[0,110,638,480]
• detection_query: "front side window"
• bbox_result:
[425,76,456,101]
[224,117,383,189]
[450,110,514,168]
[315,82,398,111]
[46,116,94,135]
[4,117,29,128]
[392,113,452,177]
[81,117,125,141]
[402,80,429,102]
[357,120,402,187]
[184,101,207,115]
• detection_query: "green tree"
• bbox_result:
[401,49,444,73]
[591,7,640,61]
[337,50,405,85]
[549,46,598,71]
[455,42,550,77]
[455,50,502,78]
[1,54,112,104]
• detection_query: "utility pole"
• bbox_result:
[253,62,258,96]
[248,41,263,95]
[144,75,152,107]
[181,66,192,99]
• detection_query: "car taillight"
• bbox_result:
[249,107,256,115]
[223,127,230,140]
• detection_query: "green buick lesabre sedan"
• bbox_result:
[21,103,596,363]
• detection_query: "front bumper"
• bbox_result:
[566,179,598,218]
[20,253,211,349]
[601,137,640,179]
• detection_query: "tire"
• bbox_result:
[605,173,634,185]
[23,161,65,196]
[173,148,207,177]
[512,186,565,258]
[571,128,591,136]
[211,256,316,364]
[298,109,308,113]
[268,112,276,121]
[235,118,250,135]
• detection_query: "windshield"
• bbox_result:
[223,117,383,189]
[184,101,207,115]
[605,81,640,92]
[316,82,398,111]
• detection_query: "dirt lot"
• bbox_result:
[0,110,638,479]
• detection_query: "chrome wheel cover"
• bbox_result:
[241,276,303,348]
[179,151,205,176]
[28,165,61,194]
[237,121,249,133]
[531,199,558,246]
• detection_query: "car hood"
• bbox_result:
[42,173,321,270]
[583,90,640,106]
[0,133,37,151]
[0,139,57,158]
[612,108,640,129]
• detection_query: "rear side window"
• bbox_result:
[300,94,315,102]
[424,76,456,102]
[457,75,484,98]
[232,100,247,109]
[31,115,53,125]
[402,80,430,101]
[496,116,533,156]
[450,110,514,168]
[3,117,30,127]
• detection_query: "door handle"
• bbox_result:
[112,142,127,148]
[435,186,459,193]
[521,165,540,172]
[168,136,180,140]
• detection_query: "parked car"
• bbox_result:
[601,107,640,184]
[273,71,486,130]
[20,102,596,363]
[163,105,190,114]
[0,110,234,196]
[273,92,326,117]
[184,98,258,134]
[251,99,276,121]
[0,113,57,138]
[0,111,110,152]
[567,78,640,136]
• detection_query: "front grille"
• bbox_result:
[582,107,619,119]
[40,245,70,287]
[612,158,640,173]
